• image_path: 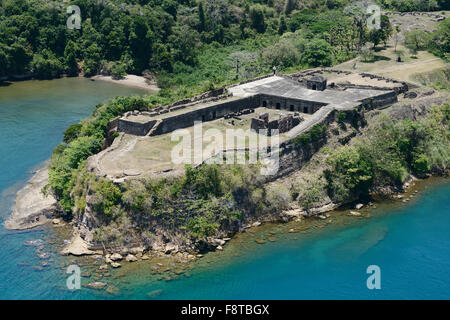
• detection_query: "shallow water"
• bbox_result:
[0,77,147,299]
[0,78,449,299]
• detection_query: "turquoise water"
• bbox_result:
[0,78,147,299]
[0,78,449,299]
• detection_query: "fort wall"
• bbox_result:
[153,95,261,135]
[117,118,157,136]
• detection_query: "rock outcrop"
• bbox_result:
[5,167,61,230]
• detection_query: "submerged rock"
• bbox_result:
[147,289,163,298]
[87,282,107,290]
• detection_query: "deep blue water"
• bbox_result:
[0,78,449,299]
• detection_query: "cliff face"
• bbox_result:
[72,109,366,254]
[74,90,450,255]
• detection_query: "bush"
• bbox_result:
[91,179,122,216]
[301,39,334,67]
[110,62,126,79]
[63,124,82,144]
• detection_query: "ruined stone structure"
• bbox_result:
[306,75,327,91]
[116,74,400,137]
[251,113,302,135]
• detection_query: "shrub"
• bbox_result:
[91,179,122,216]
[63,124,82,144]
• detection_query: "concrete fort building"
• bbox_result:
[116,74,398,137]
[88,70,404,181]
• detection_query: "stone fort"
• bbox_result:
[116,72,401,137]
[89,69,408,181]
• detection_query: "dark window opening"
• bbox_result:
[290,105,294,111]
[202,115,206,122]
[262,100,267,108]
[303,106,308,113]
[213,111,216,119]
[312,84,317,90]
[276,103,280,109]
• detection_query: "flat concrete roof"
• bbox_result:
[122,76,394,124]
[229,76,391,107]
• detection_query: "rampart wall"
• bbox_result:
[153,95,261,135]
[117,118,157,136]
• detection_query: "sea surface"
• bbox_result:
[0,78,449,299]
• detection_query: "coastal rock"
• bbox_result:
[210,238,226,247]
[349,211,362,217]
[5,168,61,230]
[147,289,163,298]
[252,222,261,227]
[110,253,123,261]
[38,252,50,259]
[355,203,364,210]
[164,244,178,254]
[104,255,113,264]
[216,245,223,251]
[52,219,60,225]
[125,254,137,262]
[129,246,145,255]
[87,282,107,290]
[110,262,121,268]
[60,233,97,256]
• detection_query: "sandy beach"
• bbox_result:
[91,74,160,92]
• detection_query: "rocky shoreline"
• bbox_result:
[4,167,61,230]
[7,163,444,270]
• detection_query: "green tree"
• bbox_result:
[64,41,79,76]
[278,15,287,35]
[301,39,334,67]
[82,43,102,76]
[250,5,266,34]
[198,1,206,32]
[404,29,430,53]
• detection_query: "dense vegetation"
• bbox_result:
[325,103,450,202]
[4,0,445,96]
[404,18,450,61]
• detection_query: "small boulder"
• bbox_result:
[52,219,60,225]
[110,262,121,268]
[129,246,145,255]
[104,255,113,264]
[355,203,364,210]
[87,282,107,290]
[110,253,123,261]
[349,211,361,216]
[125,254,137,262]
